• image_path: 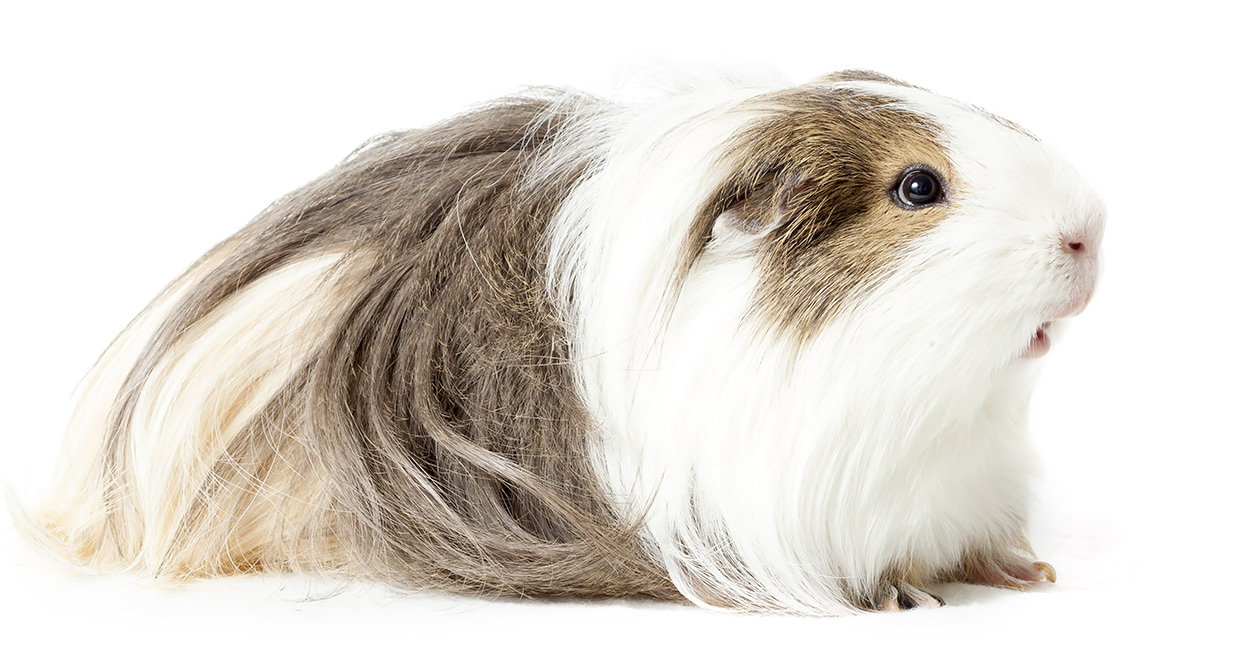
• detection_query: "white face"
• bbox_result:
[846,80,1106,379]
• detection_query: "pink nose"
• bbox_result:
[1054,229,1099,319]
[1062,235,1088,255]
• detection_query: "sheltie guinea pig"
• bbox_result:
[19,70,1105,615]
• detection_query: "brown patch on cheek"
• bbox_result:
[688,87,959,341]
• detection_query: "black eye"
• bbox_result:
[895,168,943,208]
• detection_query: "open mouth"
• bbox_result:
[1022,322,1052,359]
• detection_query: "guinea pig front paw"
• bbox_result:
[956,555,1058,591]
[876,583,946,611]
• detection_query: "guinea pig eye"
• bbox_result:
[895,167,943,208]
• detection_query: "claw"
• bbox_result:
[898,583,945,609]
[1033,561,1056,583]
[876,584,945,611]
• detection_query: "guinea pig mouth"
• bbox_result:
[1021,322,1052,359]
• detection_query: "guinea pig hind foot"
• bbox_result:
[956,556,1058,591]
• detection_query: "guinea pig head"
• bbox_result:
[698,77,1106,376]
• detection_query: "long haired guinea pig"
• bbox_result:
[19,70,1104,615]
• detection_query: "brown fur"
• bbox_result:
[686,85,956,340]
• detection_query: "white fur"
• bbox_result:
[126,253,355,568]
[549,79,1105,613]
[27,243,241,567]
[31,249,370,573]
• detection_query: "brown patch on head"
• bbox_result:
[685,84,958,340]
[815,69,921,89]
[822,70,1035,141]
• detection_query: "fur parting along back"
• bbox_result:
[21,90,679,600]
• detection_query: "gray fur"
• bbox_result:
[81,91,677,599]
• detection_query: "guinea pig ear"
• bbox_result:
[711,172,802,242]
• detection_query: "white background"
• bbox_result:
[2,1,1245,646]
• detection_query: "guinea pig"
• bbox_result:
[18,69,1105,615]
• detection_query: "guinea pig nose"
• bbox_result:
[1061,234,1090,257]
